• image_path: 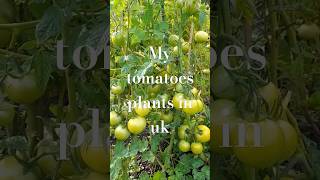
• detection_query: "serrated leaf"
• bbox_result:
[142,150,155,163]
[36,6,64,43]
[33,51,52,91]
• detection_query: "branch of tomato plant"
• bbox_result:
[25,104,43,157]
[186,18,194,71]
[0,48,31,59]
[64,69,77,122]
[268,0,279,86]
[0,20,39,30]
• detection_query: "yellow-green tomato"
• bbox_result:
[80,129,108,174]
[110,111,122,126]
[182,42,190,53]
[4,73,44,104]
[178,125,189,139]
[178,140,190,152]
[183,99,204,115]
[195,125,210,143]
[191,142,203,154]
[161,112,174,123]
[0,156,37,180]
[134,106,151,117]
[195,31,209,43]
[127,116,147,134]
[168,34,179,46]
[172,93,185,109]
[297,23,320,40]
[111,85,124,95]
[278,120,298,161]
[114,125,130,140]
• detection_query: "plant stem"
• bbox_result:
[0,20,39,30]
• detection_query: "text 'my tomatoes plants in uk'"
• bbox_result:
[110,0,210,178]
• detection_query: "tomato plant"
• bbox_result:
[213,0,320,179]
[110,0,210,178]
[0,0,108,179]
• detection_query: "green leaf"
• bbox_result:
[36,6,64,43]
[33,51,53,91]
[151,134,161,153]
[128,136,148,156]
[139,172,150,180]
[0,136,28,151]
[142,150,155,163]
[152,171,166,180]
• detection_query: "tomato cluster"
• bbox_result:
[212,66,299,168]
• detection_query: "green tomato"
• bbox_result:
[134,106,151,117]
[195,125,210,143]
[4,73,44,104]
[278,120,298,161]
[195,31,209,43]
[258,82,281,109]
[168,34,180,46]
[297,23,320,41]
[111,84,124,95]
[127,116,147,134]
[0,156,37,180]
[178,140,190,152]
[182,42,190,53]
[172,93,185,109]
[160,112,173,123]
[232,120,285,168]
[115,125,130,141]
[212,66,237,99]
[80,129,109,174]
[110,111,122,126]
[191,142,203,155]
[182,99,204,115]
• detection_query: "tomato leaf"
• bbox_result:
[36,6,64,43]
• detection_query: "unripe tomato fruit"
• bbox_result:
[232,120,285,168]
[4,73,44,104]
[110,111,122,126]
[182,42,190,53]
[178,140,190,152]
[297,23,320,40]
[195,31,209,43]
[191,142,203,154]
[0,156,37,180]
[0,0,15,48]
[115,125,130,140]
[258,82,280,109]
[168,34,179,46]
[161,112,173,123]
[0,102,15,127]
[278,120,298,161]
[134,106,151,117]
[80,129,109,174]
[195,125,210,143]
[111,85,124,95]
[173,93,185,109]
[183,99,203,115]
[172,46,179,56]
[127,116,147,134]
[212,99,239,122]
[178,125,189,139]
[212,66,237,99]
